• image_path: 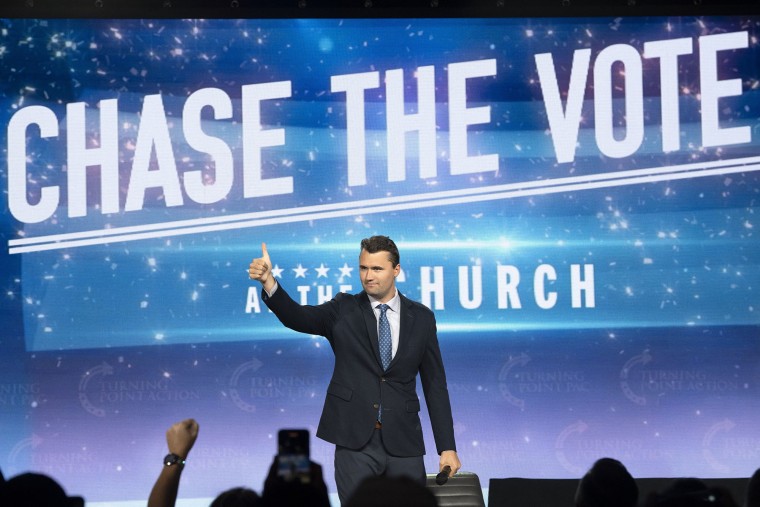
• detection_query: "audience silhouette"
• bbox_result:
[746,468,760,507]
[148,418,332,507]
[148,418,262,507]
[3,442,759,507]
[575,457,638,507]
[0,471,84,507]
[641,476,739,507]
[261,450,331,507]
[209,487,262,507]
[572,458,747,507]
[644,483,739,507]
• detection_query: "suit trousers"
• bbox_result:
[334,427,426,505]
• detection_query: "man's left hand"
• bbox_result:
[440,450,461,476]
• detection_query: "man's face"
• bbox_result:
[359,249,400,303]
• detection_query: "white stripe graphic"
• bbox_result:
[9,155,760,254]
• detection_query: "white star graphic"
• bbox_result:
[315,263,330,278]
[293,264,308,278]
[271,264,284,279]
[338,263,354,278]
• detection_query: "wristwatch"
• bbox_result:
[163,453,186,467]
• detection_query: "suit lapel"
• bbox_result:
[358,292,383,368]
[392,293,415,369]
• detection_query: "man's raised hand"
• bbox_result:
[249,242,275,292]
[166,418,199,459]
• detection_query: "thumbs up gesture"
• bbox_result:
[249,242,275,292]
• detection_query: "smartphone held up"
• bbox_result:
[277,429,311,484]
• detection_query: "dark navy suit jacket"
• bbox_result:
[263,283,456,457]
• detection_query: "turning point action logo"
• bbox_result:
[620,350,739,406]
[5,434,43,476]
[78,361,200,417]
[228,358,264,412]
[6,434,110,476]
[554,420,673,475]
[702,419,760,473]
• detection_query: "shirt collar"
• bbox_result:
[368,289,400,313]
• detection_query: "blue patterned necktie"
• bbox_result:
[377,304,392,423]
[378,304,392,370]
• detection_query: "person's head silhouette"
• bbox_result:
[2,472,84,507]
[575,457,638,507]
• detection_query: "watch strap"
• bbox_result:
[163,453,186,467]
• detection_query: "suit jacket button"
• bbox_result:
[373,403,379,409]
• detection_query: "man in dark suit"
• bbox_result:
[249,235,461,503]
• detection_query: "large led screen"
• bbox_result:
[1,14,759,505]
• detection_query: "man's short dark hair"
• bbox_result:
[360,235,400,267]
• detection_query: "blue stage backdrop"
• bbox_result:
[1,14,759,505]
